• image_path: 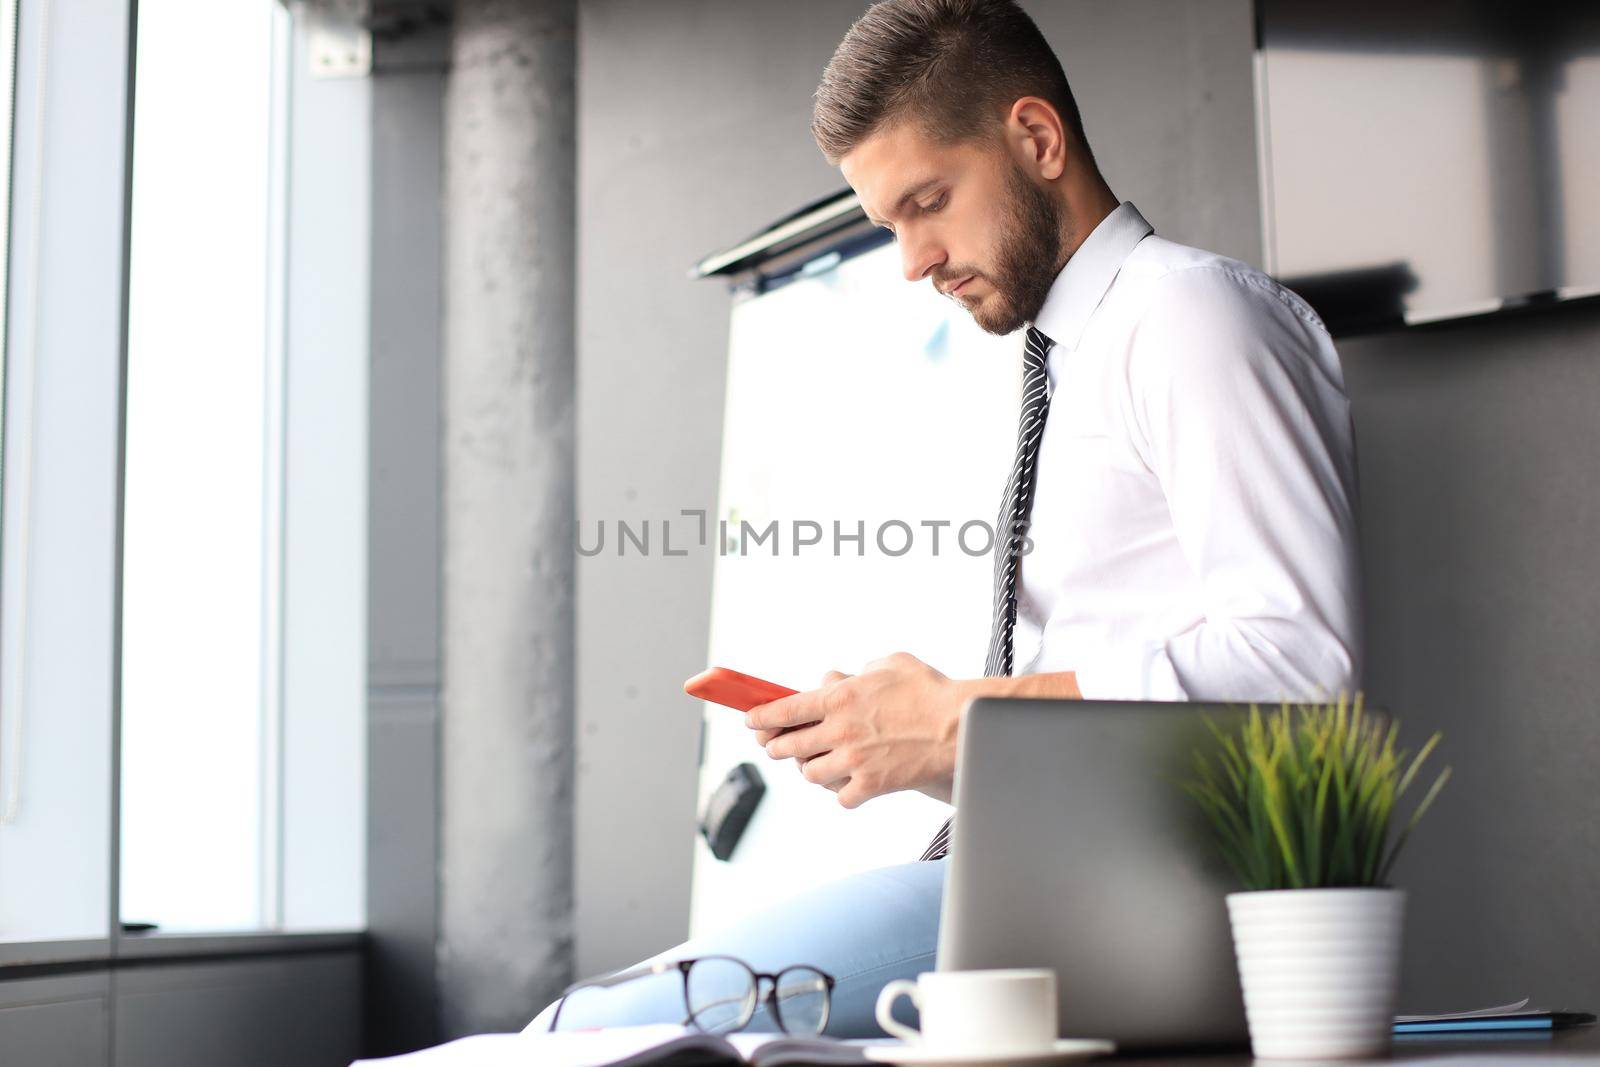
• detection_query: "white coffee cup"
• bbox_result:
[875,968,1059,1055]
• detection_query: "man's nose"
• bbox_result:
[898,230,944,283]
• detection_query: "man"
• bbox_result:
[528,0,1359,1037]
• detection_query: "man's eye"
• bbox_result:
[924,193,948,213]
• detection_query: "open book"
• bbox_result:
[352,1023,884,1067]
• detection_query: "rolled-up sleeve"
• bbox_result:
[1108,266,1363,702]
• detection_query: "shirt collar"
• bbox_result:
[1031,201,1153,353]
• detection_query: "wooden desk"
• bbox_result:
[1120,1025,1599,1064]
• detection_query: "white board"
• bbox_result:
[689,242,1021,935]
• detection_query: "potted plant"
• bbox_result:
[1184,694,1450,1060]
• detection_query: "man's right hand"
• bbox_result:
[757,670,853,792]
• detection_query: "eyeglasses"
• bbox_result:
[547,954,835,1036]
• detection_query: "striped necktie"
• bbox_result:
[919,325,1056,862]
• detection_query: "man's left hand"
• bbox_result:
[744,651,962,809]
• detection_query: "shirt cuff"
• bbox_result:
[1071,640,1190,702]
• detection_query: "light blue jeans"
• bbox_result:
[525,859,947,1038]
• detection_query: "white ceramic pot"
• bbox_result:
[1226,887,1405,1060]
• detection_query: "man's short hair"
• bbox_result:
[811,0,1086,166]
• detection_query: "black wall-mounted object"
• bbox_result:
[699,762,766,862]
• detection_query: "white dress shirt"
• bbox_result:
[1012,202,1362,702]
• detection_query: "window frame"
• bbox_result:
[0,0,369,971]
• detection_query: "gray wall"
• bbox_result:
[573,0,1261,975]
[574,0,1600,1015]
[1343,303,1600,1009]
[366,19,447,1055]
[0,952,360,1067]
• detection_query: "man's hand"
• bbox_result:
[745,657,1084,810]
[744,652,963,810]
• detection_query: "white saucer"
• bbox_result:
[862,1038,1116,1066]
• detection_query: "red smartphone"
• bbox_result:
[683,666,797,712]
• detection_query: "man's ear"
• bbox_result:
[1005,96,1068,182]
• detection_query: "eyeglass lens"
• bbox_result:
[685,957,760,1032]
[771,965,829,1034]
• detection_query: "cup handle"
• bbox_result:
[875,979,923,1044]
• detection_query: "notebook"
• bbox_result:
[1394,998,1596,1034]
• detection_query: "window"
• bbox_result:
[119,0,366,935]
[118,0,289,933]
[0,0,127,948]
[0,0,365,954]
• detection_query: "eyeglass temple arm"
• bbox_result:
[547,960,684,1032]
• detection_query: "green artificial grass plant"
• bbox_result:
[1183,694,1450,891]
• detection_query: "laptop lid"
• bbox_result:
[936,698,1250,1050]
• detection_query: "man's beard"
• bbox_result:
[966,162,1065,336]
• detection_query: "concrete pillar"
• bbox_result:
[440,0,576,1038]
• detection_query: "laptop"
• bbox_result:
[935,698,1253,1051]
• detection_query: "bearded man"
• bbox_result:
[529,0,1360,1037]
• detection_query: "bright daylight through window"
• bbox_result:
[119,0,290,933]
